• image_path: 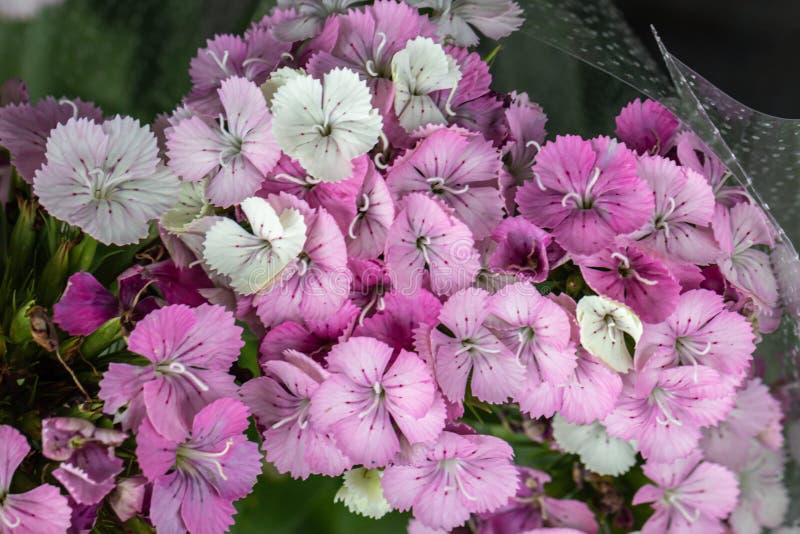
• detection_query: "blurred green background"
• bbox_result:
[0,1,641,532]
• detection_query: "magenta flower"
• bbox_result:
[633,452,738,534]
[614,98,679,156]
[499,92,547,212]
[517,135,653,255]
[488,217,552,283]
[386,125,503,240]
[53,269,160,336]
[430,287,525,404]
[628,155,720,264]
[604,361,734,462]
[0,96,102,182]
[714,202,779,312]
[559,348,623,425]
[346,162,396,259]
[42,417,126,505]
[137,398,261,534]
[0,425,71,533]
[166,76,281,207]
[385,193,480,297]
[253,194,350,327]
[382,431,519,531]
[578,243,681,324]
[485,282,576,416]
[311,336,446,466]
[635,289,755,385]
[354,289,442,354]
[98,304,243,440]
[307,0,436,82]
[242,350,351,479]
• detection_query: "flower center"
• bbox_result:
[417,235,433,266]
[348,193,371,239]
[611,252,658,285]
[455,338,502,356]
[358,383,384,419]
[364,31,388,77]
[439,458,477,501]
[0,505,21,529]
[178,437,235,481]
[561,167,600,209]
[426,176,470,195]
[665,492,700,523]
[271,398,311,430]
[157,361,210,392]
[675,337,712,382]
[217,114,243,166]
[653,196,677,237]
[650,388,682,427]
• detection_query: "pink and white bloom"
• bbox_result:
[728,446,789,534]
[34,116,179,245]
[516,135,653,255]
[384,193,480,297]
[604,361,734,462]
[635,289,755,386]
[311,337,445,466]
[98,304,244,441]
[614,98,679,156]
[431,287,525,404]
[386,125,503,239]
[576,295,642,373]
[137,398,261,534]
[0,425,71,533]
[406,0,524,47]
[390,37,461,132]
[628,155,720,264]
[578,243,681,324]
[241,350,351,479]
[272,0,361,41]
[271,68,382,182]
[633,452,738,534]
[166,76,281,207]
[485,282,576,416]
[382,431,519,531]
[488,217,552,283]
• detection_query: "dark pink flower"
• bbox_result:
[614,98,679,156]
[488,217,552,283]
[499,92,547,211]
[354,289,442,353]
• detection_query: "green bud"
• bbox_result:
[8,198,37,282]
[39,241,73,306]
[8,300,34,344]
[69,234,98,273]
[82,316,122,358]
[565,272,585,297]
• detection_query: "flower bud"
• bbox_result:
[8,198,37,281]
[69,234,97,273]
[40,241,73,306]
[82,317,122,359]
[9,300,34,344]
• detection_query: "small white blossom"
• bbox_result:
[334,468,392,519]
[576,295,642,373]
[552,416,637,476]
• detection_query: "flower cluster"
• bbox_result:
[0,1,793,533]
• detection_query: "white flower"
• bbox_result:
[203,197,307,295]
[576,295,642,373]
[33,116,180,245]
[334,468,392,519]
[260,67,307,108]
[407,0,524,47]
[391,36,461,132]
[730,445,789,533]
[160,181,213,234]
[271,68,382,183]
[552,416,637,476]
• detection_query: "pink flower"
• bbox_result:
[306,0,436,82]
[614,98,679,156]
[0,96,102,182]
[109,476,148,523]
[354,289,442,354]
[346,162,396,259]
[635,289,755,386]
[166,76,280,207]
[485,282,576,416]
[386,125,503,240]
[728,445,789,533]
[675,131,749,206]
[241,350,351,479]
[42,418,126,505]
[577,243,681,324]
[500,92,547,212]
[633,452,738,534]
[0,425,71,533]
[310,337,445,466]
[385,193,481,297]
[559,348,623,425]
[517,135,653,255]
[628,155,720,264]
[430,287,525,404]
[137,398,261,534]
[604,361,734,462]
[382,431,519,531]
[98,304,243,440]
[488,217,553,283]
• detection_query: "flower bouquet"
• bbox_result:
[0,0,798,533]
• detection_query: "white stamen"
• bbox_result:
[242,56,270,68]
[611,252,631,269]
[280,51,294,62]
[418,235,433,266]
[653,390,682,427]
[182,438,235,481]
[347,194,372,239]
[533,171,547,191]
[525,140,542,153]
[206,50,230,74]
[167,362,210,392]
[374,152,389,169]
[444,85,458,116]
[357,383,383,419]
[668,494,701,523]
[365,60,379,77]
[632,271,659,286]
[374,31,388,63]
[0,508,21,529]
[561,191,582,208]
[297,257,309,277]
[58,98,79,120]
[274,172,310,186]
[455,340,501,356]
[376,295,385,311]
[426,177,469,195]
[662,196,677,219]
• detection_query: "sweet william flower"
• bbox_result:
[346,161,396,259]
[310,336,446,467]
[136,398,261,534]
[576,295,642,373]
[0,425,71,533]
[204,196,307,295]
[633,451,738,534]
[559,348,624,425]
[271,68,382,182]
[98,304,244,441]
[728,445,789,534]
[488,217,552,283]
[273,0,361,41]
[167,76,281,207]
[516,135,653,256]
[334,468,392,519]
[241,350,351,479]
[614,98,679,156]
[499,92,547,212]
[406,0,524,47]
[551,416,636,476]
[382,431,519,531]
[33,115,180,245]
